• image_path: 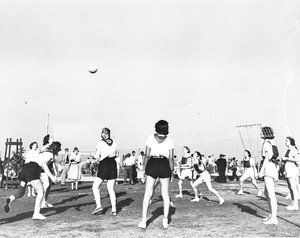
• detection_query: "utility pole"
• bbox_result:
[46,114,50,135]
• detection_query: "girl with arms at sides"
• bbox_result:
[282,137,299,210]
[138,120,174,229]
[92,128,118,216]
[258,126,279,225]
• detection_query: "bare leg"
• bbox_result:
[160,177,170,228]
[31,179,46,219]
[107,179,116,213]
[138,175,155,228]
[92,177,103,209]
[263,176,278,225]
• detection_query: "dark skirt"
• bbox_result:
[97,157,117,180]
[145,157,171,179]
[18,162,41,183]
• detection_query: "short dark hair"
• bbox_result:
[43,134,51,146]
[29,142,38,149]
[155,120,169,135]
[287,136,296,146]
[183,146,190,153]
[194,151,202,160]
[261,126,275,139]
[48,141,61,155]
[245,150,251,158]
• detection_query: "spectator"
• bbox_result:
[67,147,81,190]
[60,148,71,186]
[123,153,136,184]
[136,151,145,183]
[216,154,227,183]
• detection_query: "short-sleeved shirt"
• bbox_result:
[145,134,174,157]
[25,150,39,164]
[262,140,273,160]
[95,140,118,160]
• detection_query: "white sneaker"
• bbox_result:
[162,218,169,229]
[46,203,53,208]
[257,191,262,197]
[175,194,182,198]
[138,219,147,229]
[191,198,200,202]
[286,205,299,211]
[263,218,278,225]
[32,213,46,220]
[219,198,225,205]
[237,190,243,195]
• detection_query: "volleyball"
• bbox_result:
[88,64,98,74]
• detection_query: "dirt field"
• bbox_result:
[0,178,299,238]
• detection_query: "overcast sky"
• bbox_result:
[0,0,299,156]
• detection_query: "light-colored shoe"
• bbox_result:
[262,215,271,222]
[91,207,103,215]
[263,218,278,225]
[237,190,243,195]
[219,198,225,205]
[175,194,182,198]
[191,198,200,202]
[138,219,147,229]
[286,205,299,211]
[41,203,47,209]
[162,218,169,229]
[257,191,262,197]
[46,203,53,208]
[32,213,47,220]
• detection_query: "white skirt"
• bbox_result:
[67,164,81,181]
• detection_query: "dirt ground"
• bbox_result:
[0,178,299,238]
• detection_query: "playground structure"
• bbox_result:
[2,138,24,189]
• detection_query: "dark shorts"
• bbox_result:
[97,157,117,180]
[18,162,41,183]
[145,157,171,179]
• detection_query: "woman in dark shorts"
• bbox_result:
[91,128,118,215]
[138,120,175,229]
[4,142,60,220]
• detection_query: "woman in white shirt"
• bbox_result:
[282,137,299,210]
[258,126,279,225]
[91,128,118,216]
[138,120,174,229]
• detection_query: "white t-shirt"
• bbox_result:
[25,150,39,164]
[262,140,274,160]
[28,151,52,167]
[95,140,118,160]
[70,152,81,163]
[145,134,174,157]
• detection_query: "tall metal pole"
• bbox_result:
[46,114,50,135]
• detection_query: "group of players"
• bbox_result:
[3,122,299,228]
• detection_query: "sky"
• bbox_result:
[0,0,299,158]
